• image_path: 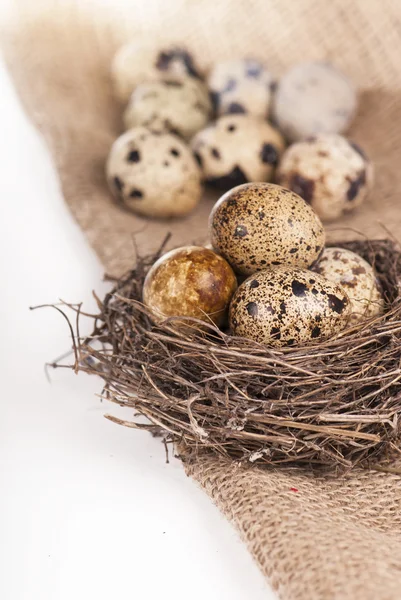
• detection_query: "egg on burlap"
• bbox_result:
[106,127,202,218]
[272,61,357,142]
[208,58,274,119]
[313,247,384,324]
[143,246,237,327]
[191,114,285,189]
[229,267,351,346]
[276,134,373,221]
[112,41,203,103]
[123,78,211,140]
[209,182,325,275]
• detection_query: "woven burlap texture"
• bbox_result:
[3,1,401,598]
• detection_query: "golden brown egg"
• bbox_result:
[209,182,325,275]
[143,246,237,327]
[229,267,351,347]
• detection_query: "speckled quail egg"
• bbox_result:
[191,115,285,189]
[123,78,211,140]
[272,62,357,142]
[313,247,384,325]
[276,134,373,221]
[208,58,274,119]
[106,127,202,218]
[143,246,237,326]
[229,267,351,347]
[112,41,203,104]
[209,183,325,275]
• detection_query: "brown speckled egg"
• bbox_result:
[229,267,351,346]
[276,134,373,221]
[112,41,203,104]
[209,182,325,275]
[191,114,285,189]
[106,127,202,218]
[124,78,211,140]
[143,246,237,326]
[313,247,384,325]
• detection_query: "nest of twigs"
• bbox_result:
[73,238,401,470]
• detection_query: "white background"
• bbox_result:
[0,2,276,599]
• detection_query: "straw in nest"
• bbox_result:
[55,238,401,471]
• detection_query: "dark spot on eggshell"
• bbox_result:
[234,224,248,238]
[210,91,220,112]
[246,301,258,317]
[250,279,260,288]
[270,327,281,340]
[206,165,248,189]
[352,266,367,275]
[311,325,321,338]
[113,176,124,191]
[286,339,296,346]
[227,102,246,114]
[211,147,221,159]
[170,148,180,157]
[193,151,203,167]
[349,141,367,160]
[280,302,286,314]
[224,78,237,93]
[318,150,328,157]
[127,149,140,163]
[328,294,347,314]
[260,143,278,166]
[289,247,298,254]
[227,123,236,132]
[155,48,200,78]
[347,170,367,202]
[129,188,144,199]
[290,173,315,203]
[291,280,308,297]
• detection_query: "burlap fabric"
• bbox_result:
[3,1,401,598]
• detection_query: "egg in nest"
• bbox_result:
[229,267,351,346]
[313,247,384,324]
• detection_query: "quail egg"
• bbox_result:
[276,134,373,221]
[112,41,203,103]
[209,182,325,275]
[124,78,212,140]
[313,247,384,324]
[229,267,351,346]
[191,114,285,189]
[143,246,237,326]
[208,58,274,119]
[272,61,357,141]
[106,127,202,218]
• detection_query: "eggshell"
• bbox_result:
[112,42,202,103]
[143,246,237,326]
[276,134,373,221]
[313,247,384,324]
[209,182,325,275]
[208,58,274,119]
[191,114,285,189]
[106,127,202,218]
[124,78,211,140]
[229,267,351,346]
[272,61,357,142]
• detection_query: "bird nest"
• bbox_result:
[72,238,401,471]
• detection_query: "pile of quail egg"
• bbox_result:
[142,181,384,347]
[107,41,374,223]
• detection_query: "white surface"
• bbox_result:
[0,39,276,600]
